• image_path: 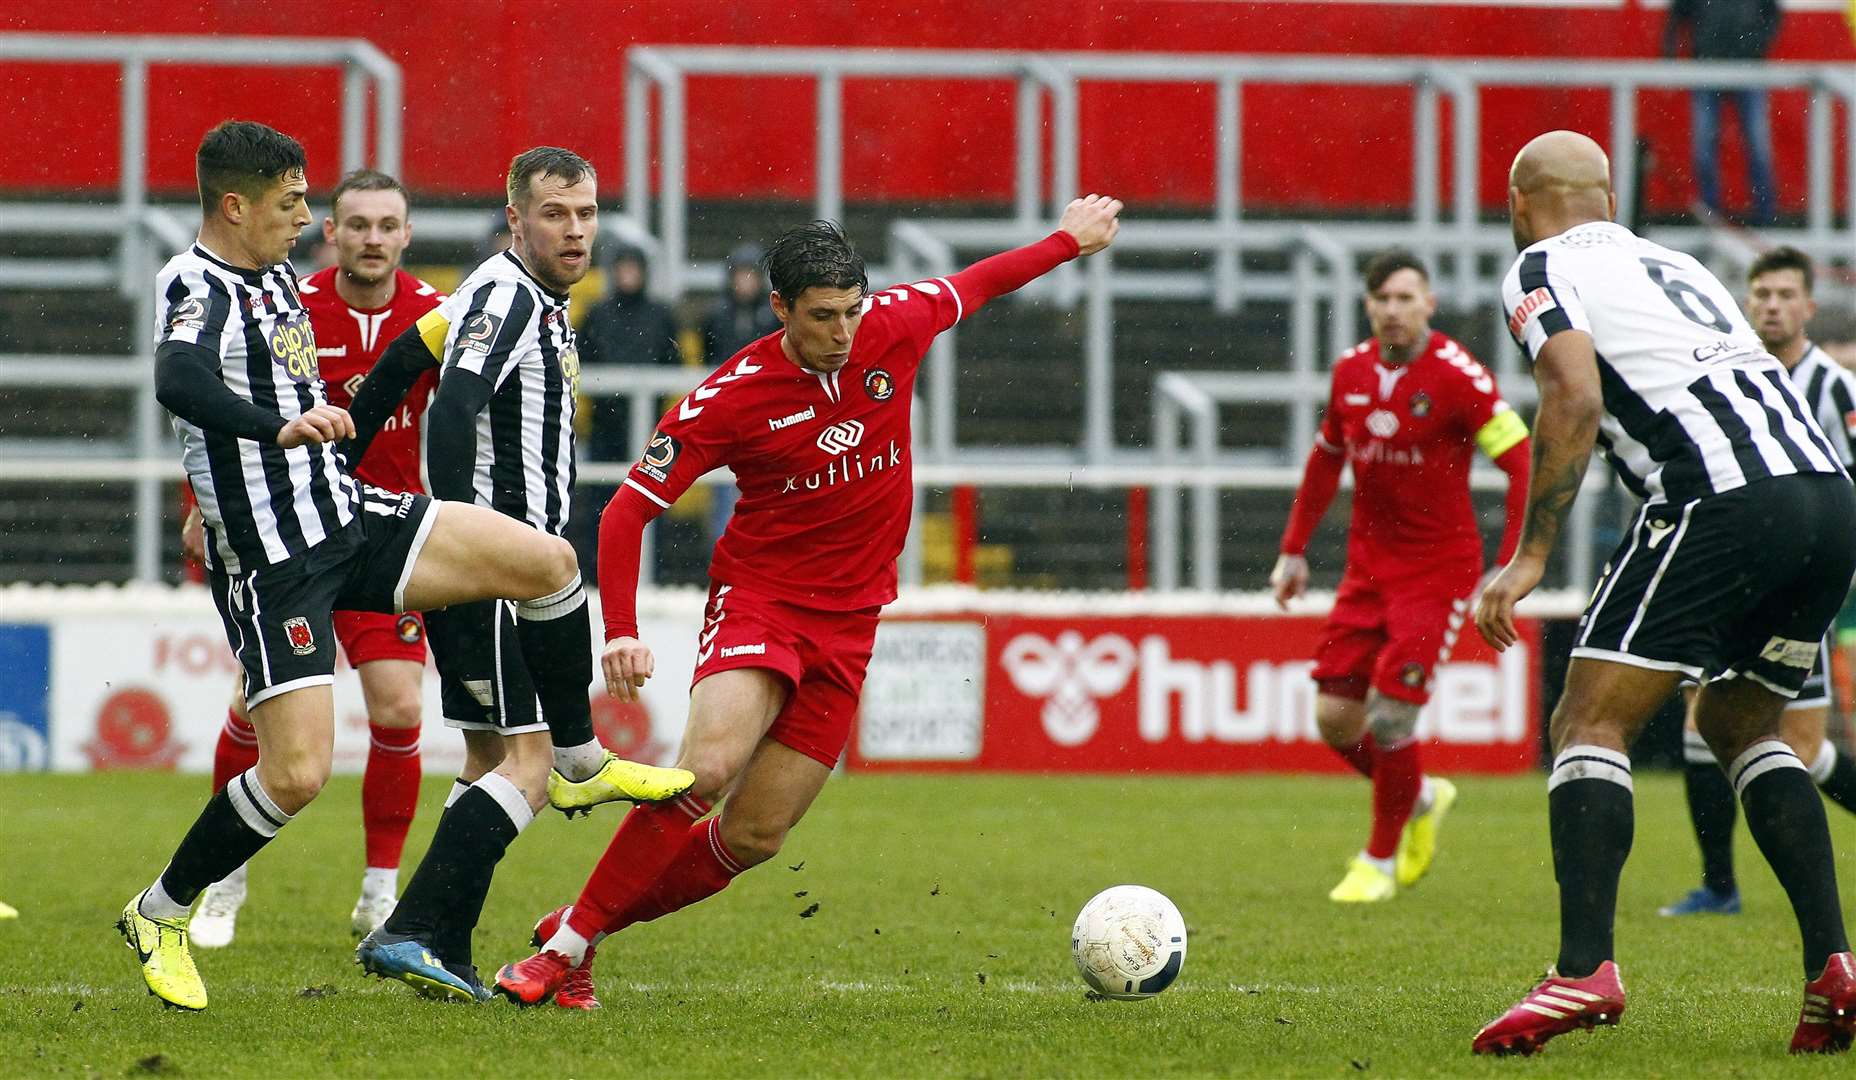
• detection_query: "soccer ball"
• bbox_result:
[1070,885,1187,1000]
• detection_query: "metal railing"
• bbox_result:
[0,33,404,581]
[624,47,1856,303]
[10,43,1856,593]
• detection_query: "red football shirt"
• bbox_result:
[303,266,444,494]
[605,231,1082,633]
[1309,331,1518,584]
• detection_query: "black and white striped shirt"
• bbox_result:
[156,243,358,574]
[1789,344,1856,469]
[1502,222,1843,504]
[427,251,578,535]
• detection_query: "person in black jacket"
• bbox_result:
[573,242,687,575]
[700,242,780,365]
[1665,0,1783,225]
[579,242,683,463]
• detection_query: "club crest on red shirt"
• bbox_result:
[396,614,423,644]
[865,368,894,401]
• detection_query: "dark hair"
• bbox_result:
[506,146,595,207]
[329,168,408,218]
[764,221,867,301]
[196,120,306,214]
[1362,249,1429,293]
[1748,245,1815,295]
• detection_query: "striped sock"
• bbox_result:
[1731,740,1850,976]
[1547,745,1634,979]
[151,767,292,912]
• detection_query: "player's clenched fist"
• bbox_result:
[276,404,356,449]
[602,636,654,701]
[1060,194,1122,256]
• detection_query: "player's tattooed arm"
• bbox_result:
[1515,330,1602,561]
[1475,331,1599,651]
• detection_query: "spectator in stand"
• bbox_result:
[701,242,780,365]
[580,243,683,460]
[697,242,781,540]
[1664,0,1783,225]
[570,243,686,575]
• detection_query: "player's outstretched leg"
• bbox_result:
[397,504,694,809]
[1662,726,1741,916]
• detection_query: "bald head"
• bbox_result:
[1510,130,1611,196]
[1508,130,1616,250]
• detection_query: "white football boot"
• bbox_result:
[190,865,248,949]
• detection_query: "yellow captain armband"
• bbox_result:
[416,309,451,360]
[1476,405,1529,459]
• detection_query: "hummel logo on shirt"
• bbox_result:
[769,406,816,431]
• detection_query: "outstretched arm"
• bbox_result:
[946,195,1122,315]
[346,321,443,461]
[1475,331,1602,650]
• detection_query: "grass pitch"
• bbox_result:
[3,769,1855,1077]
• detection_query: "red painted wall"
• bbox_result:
[2,2,1851,213]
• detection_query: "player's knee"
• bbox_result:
[369,688,422,731]
[1366,691,1421,746]
[259,756,330,813]
[719,814,788,868]
[530,536,578,596]
[678,753,740,802]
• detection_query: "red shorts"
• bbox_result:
[689,583,880,769]
[1310,574,1475,705]
[333,610,427,668]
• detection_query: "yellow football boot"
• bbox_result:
[1396,777,1458,888]
[1328,857,1398,903]
[548,750,695,818]
[117,892,207,1011]
[0,900,17,919]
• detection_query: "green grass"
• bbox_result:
[2,770,1853,1077]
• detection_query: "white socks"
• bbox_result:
[553,739,607,782]
[361,866,398,900]
[140,878,191,921]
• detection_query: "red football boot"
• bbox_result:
[1472,962,1627,1056]
[1791,952,1856,1054]
[493,950,573,1007]
[531,906,600,1010]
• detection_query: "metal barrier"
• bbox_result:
[9,41,1856,592]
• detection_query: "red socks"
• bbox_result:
[211,709,260,793]
[362,724,422,870]
[1333,732,1377,778]
[566,794,712,940]
[601,817,746,936]
[1368,738,1423,859]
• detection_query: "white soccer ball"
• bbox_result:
[1070,884,1188,1000]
